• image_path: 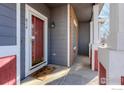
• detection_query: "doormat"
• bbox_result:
[31,66,56,81]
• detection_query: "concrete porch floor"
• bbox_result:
[21,56,98,85]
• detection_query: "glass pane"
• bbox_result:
[32,15,44,66]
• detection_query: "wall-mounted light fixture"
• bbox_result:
[51,22,55,28]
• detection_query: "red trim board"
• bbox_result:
[90,48,92,68]
[99,62,106,85]
[121,76,124,85]
[94,50,98,71]
[0,56,16,85]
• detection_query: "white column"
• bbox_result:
[89,21,93,69]
[93,5,99,45]
[91,4,99,71]
[90,21,93,45]
[107,4,124,85]
[99,4,124,85]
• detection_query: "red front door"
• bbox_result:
[32,15,44,66]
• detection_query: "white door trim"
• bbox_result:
[25,4,48,77]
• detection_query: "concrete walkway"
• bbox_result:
[21,56,98,85]
[47,56,98,85]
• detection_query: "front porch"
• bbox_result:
[21,56,98,85]
[1,3,124,85]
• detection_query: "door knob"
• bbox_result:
[32,36,35,40]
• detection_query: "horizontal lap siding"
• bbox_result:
[50,5,68,66]
[78,22,90,56]
[0,4,16,46]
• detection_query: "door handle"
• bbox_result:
[32,36,35,41]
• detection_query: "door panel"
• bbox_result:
[32,15,44,66]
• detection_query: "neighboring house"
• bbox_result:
[0,3,124,85]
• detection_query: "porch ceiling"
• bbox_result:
[71,3,93,22]
[46,3,93,22]
[45,3,67,8]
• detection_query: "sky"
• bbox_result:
[99,3,110,38]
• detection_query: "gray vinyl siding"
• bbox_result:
[20,3,26,80]
[20,3,50,80]
[49,5,68,66]
[78,22,90,56]
[0,3,16,46]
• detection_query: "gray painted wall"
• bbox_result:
[78,22,90,56]
[20,3,50,80]
[49,5,68,66]
[0,3,16,46]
